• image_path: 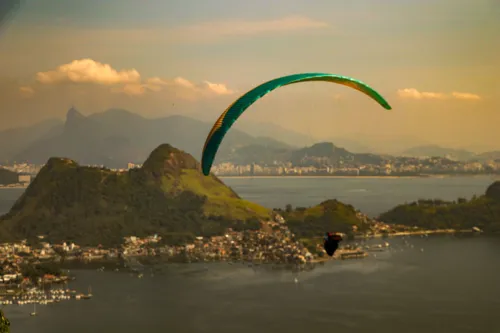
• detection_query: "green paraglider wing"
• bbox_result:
[201,73,392,176]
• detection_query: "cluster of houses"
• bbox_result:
[122,218,314,264]
[2,211,447,288]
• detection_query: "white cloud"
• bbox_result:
[36,59,141,85]
[397,88,447,100]
[28,59,234,99]
[202,81,233,95]
[172,77,195,89]
[397,88,481,101]
[451,92,481,100]
[111,76,234,98]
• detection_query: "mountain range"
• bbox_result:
[1,108,498,167]
[0,108,293,168]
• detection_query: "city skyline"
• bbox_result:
[0,0,499,152]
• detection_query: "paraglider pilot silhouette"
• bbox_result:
[324,232,343,257]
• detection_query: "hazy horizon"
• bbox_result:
[1,0,499,153]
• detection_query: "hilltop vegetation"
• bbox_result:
[0,168,18,185]
[0,144,271,246]
[378,181,500,233]
[275,200,366,239]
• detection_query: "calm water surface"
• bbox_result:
[0,177,499,333]
[5,236,500,333]
[222,175,498,216]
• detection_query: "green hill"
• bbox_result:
[277,200,366,239]
[0,144,270,246]
[378,181,500,233]
[0,168,18,185]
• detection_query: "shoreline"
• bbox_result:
[0,185,28,189]
[55,230,482,268]
[354,229,476,239]
[218,175,500,180]
[0,175,497,188]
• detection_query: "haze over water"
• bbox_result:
[1,177,499,333]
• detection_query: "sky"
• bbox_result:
[0,0,499,152]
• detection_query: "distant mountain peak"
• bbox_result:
[311,142,337,149]
[65,107,87,129]
[66,106,84,119]
[301,142,345,156]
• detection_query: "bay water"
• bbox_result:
[1,176,499,333]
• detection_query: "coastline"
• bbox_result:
[1,175,498,186]
[0,185,28,189]
[218,175,500,180]
[354,229,476,239]
[57,230,482,268]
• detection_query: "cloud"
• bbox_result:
[119,84,145,96]
[397,88,447,100]
[201,81,233,95]
[397,88,481,101]
[111,77,234,98]
[451,92,481,100]
[31,59,234,99]
[19,86,34,97]
[36,58,141,85]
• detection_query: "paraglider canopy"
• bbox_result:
[201,72,392,176]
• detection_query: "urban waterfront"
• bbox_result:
[0,176,499,333]
[3,236,499,333]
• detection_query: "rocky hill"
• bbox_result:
[224,141,387,166]
[0,144,271,246]
[289,142,384,166]
[0,168,18,185]
[276,199,367,239]
[378,181,500,232]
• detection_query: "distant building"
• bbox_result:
[127,163,142,170]
[18,175,31,184]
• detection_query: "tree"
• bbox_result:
[0,309,10,333]
[285,204,293,213]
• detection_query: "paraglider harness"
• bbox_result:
[324,232,343,257]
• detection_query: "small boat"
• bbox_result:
[81,286,92,300]
[30,303,37,316]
